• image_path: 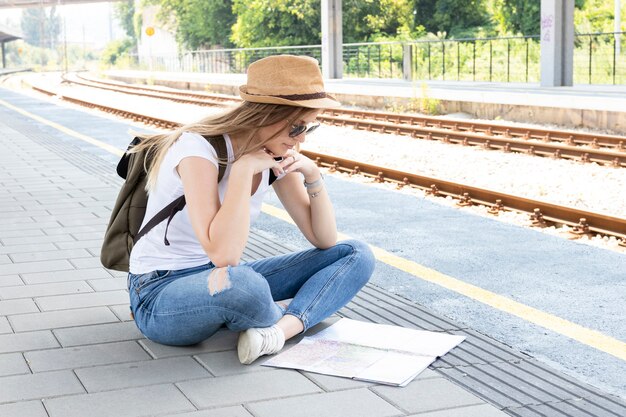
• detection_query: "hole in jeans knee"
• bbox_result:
[208,267,231,295]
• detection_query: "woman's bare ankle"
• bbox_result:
[276,314,304,340]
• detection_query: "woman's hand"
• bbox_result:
[233,148,284,176]
[274,149,320,181]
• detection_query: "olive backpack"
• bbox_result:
[101,134,280,272]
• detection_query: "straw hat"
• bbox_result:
[239,55,341,108]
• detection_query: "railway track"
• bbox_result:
[31,80,626,244]
[66,72,626,168]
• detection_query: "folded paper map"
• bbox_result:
[263,318,465,386]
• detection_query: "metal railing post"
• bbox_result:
[507,39,510,82]
[402,43,413,81]
[589,35,593,84]
[457,41,460,80]
[473,41,476,81]
[489,40,493,82]
[428,43,431,80]
[442,41,445,80]
[613,35,617,85]
[526,38,529,82]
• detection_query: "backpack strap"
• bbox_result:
[132,135,229,246]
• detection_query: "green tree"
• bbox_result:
[20,6,61,49]
[413,0,489,37]
[231,0,320,47]
[114,0,137,41]
[343,0,419,42]
[490,0,539,35]
[154,0,236,49]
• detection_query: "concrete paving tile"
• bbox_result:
[0,400,48,417]
[0,316,12,334]
[0,275,23,287]
[0,330,59,354]
[247,388,403,417]
[0,228,46,240]
[0,298,39,315]
[56,239,103,250]
[21,267,111,284]
[0,242,58,254]
[109,304,134,321]
[42,384,196,417]
[76,356,211,392]
[9,248,92,263]
[44,225,104,236]
[0,370,85,403]
[195,349,274,376]
[372,378,486,414]
[161,406,254,417]
[140,329,238,358]
[177,369,322,409]
[58,217,108,228]
[53,321,143,347]
[0,352,30,377]
[0,281,93,299]
[407,403,509,417]
[35,290,128,311]
[1,233,75,246]
[1,221,60,232]
[88,277,126,291]
[69,257,105,269]
[0,254,12,264]
[0,259,74,276]
[25,340,151,372]
[0,210,48,221]
[9,306,119,332]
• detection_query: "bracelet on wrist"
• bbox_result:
[303,173,324,189]
[308,189,323,198]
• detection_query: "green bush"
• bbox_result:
[100,38,135,66]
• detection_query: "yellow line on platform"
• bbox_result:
[0,98,125,157]
[261,203,626,362]
[4,98,624,362]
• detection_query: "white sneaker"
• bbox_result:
[237,325,285,365]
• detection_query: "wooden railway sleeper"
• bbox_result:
[487,199,505,215]
[427,184,440,196]
[349,166,361,176]
[396,177,410,189]
[568,218,592,239]
[530,209,548,227]
[456,193,473,207]
[580,153,590,163]
[375,172,385,183]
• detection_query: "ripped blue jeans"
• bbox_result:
[128,239,375,346]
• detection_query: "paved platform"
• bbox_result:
[1,87,625,417]
[103,69,626,134]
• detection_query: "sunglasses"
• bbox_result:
[288,121,320,138]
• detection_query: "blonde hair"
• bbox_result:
[131,102,316,192]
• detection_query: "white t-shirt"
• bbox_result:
[129,132,273,274]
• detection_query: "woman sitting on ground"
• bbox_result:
[127,54,375,364]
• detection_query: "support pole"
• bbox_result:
[616,0,621,57]
[540,0,574,86]
[321,0,342,79]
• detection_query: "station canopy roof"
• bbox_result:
[0,25,20,43]
[0,0,108,8]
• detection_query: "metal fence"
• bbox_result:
[118,32,626,85]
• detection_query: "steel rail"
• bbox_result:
[75,72,626,152]
[31,82,626,241]
[65,74,626,167]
